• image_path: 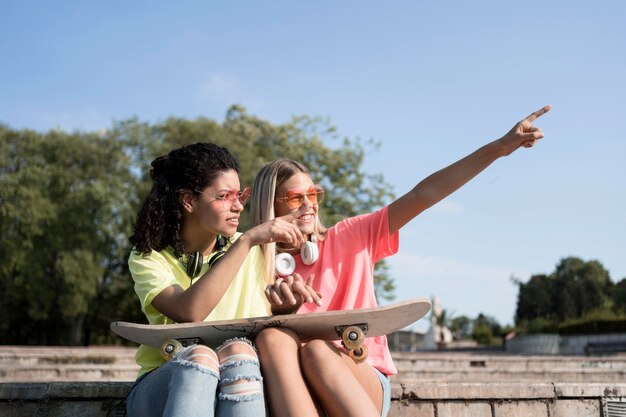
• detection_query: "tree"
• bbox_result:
[514,274,555,322]
[513,257,615,331]
[552,257,612,320]
[612,278,626,314]
[0,126,143,345]
[450,315,472,339]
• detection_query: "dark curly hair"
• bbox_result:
[130,142,240,256]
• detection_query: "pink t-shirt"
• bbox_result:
[294,206,399,375]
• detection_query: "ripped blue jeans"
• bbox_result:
[126,338,265,417]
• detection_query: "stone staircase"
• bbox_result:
[2,347,626,416]
[392,351,626,383]
[3,346,626,383]
[0,346,138,382]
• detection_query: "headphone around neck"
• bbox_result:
[186,235,228,279]
[275,234,319,277]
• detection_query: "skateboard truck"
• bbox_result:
[160,337,201,360]
[336,324,368,362]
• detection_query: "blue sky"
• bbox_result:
[2,1,625,328]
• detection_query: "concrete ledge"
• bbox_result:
[0,382,133,417]
[392,382,556,400]
[0,382,133,400]
[392,381,626,400]
[2,381,626,417]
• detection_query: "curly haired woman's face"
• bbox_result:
[182,169,245,240]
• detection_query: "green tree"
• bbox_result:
[514,274,556,322]
[471,313,502,345]
[0,126,143,345]
[552,257,612,320]
[612,278,626,314]
[513,257,615,331]
[450,315,472,339]
[472,322,493,345]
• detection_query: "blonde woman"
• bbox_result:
[249,105,552,417]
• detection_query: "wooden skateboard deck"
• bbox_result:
[111,298,431,361]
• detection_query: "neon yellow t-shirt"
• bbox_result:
[128,232,268,376]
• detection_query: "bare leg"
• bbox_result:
[300,340,382,417]
[255,328,322,417]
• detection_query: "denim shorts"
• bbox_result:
[373,367,391,417]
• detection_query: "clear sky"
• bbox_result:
[2,1,625,328]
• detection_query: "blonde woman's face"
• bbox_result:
[274,172,318,235]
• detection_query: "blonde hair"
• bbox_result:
[250,159,327,284]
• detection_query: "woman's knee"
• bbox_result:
[299,340,338,374]
[175,344,219,374]
[255,327,300,358]
[216,338,263,401]
[216,338,258,363]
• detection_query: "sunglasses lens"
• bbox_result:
[314,186,324,204]
[239,187,251,206]
[286,195,304,209]
[282,185,324,209]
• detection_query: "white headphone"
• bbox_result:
[275,235,319,277]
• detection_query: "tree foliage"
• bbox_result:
[0,106,396,345]
[514,256,620,332]
[0,126,141,344]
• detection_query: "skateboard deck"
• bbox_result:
[111,298,430,361]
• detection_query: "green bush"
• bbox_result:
[559,318,626,335]
[515,317,559,334]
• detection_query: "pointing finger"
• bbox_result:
[524,104,552,124]
[278,204,309,222]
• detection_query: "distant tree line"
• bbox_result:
[514,256,626,333]
[446,257,626,346]
[0,105,395,345]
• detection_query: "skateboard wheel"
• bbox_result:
[160,339,183,361]
[342,326,365,350]
[348,344,368,362]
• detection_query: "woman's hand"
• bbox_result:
[265,273,322,315]
[244,205,309,247]
[497,104,552,156]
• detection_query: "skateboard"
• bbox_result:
[111,298,431,362]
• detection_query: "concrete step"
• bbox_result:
[0,364,138,382]
[0,346,139,382]
[0,346,137,366]
[4,346,626,384]
[393,351,626,371]
[392,352,626,383]
[393,369,626,383]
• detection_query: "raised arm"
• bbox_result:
[388,105,552,234]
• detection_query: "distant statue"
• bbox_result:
[424,296,453,350]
